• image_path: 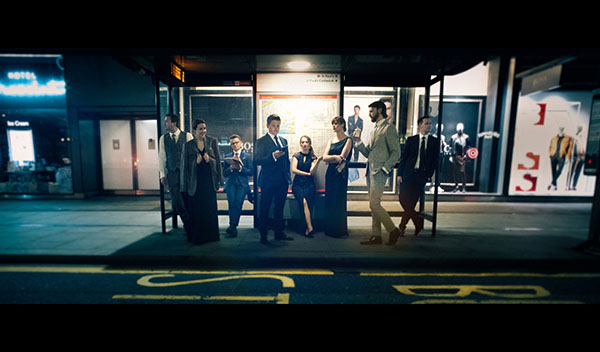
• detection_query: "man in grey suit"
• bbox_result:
[158,113,194,228]
[354,101,403,245]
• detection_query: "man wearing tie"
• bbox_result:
[254,114,293,244]
[354,101,403,245]
[396,115,439,240]
[158,113,194,229]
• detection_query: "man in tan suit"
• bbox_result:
[354,101,403,245]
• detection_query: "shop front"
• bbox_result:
[0,54,71,196]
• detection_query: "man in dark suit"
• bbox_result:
[223,134,253,238]
[395,115,439,242]
[347,105,363,162]
[254,114,293,244]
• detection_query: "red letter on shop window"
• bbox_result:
[515,173,537,192]
[517,152,540,170]
[535,104,546,125]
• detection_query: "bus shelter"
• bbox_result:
[147,50,485,237]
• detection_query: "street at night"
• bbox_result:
[1,48,600,307]
[2,265,600,304]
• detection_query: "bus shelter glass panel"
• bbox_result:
[169,86,254,189]
[343,87,400,194]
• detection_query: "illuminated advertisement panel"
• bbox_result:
[256,73,340,191]
[508,90,596,196]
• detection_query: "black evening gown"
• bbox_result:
[292,152,316,232]
[186,149,220,244]
[325,137,351,238]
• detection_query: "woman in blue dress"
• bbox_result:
[291,136,322,237]
[322,116,353,238]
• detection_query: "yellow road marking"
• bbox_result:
[113,293,290,304]
[137,274,295,288]
[411,299,583,304]
[2,266,599,278]
[393,285,550,298]
[361,272,600,278]
[0,265,332,276]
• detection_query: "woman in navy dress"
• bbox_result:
[322,116,353,238]
[291,136,322,237]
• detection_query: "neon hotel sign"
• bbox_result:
[0,71,66,96]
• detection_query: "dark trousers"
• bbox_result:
[570,155,585,189]
[226,184,247,227]
[167,170,189,224]
[398,172,427,229]
[259,176,289,238]
[550,156,566,187]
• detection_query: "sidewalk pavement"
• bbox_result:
[0,196,599,271]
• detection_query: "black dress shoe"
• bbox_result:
[386,228,404,245]
[275,233,294,241]
[414,217,424,236]
[360,235,382,245]
[225,226,238,238]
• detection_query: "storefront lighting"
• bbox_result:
[8,71,37,80]
[0,78,66,96]
[287,61,311,70]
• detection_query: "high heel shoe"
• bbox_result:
[305,230,315,238]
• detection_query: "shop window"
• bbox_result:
[508,90,596,196]
[0,55,71,195]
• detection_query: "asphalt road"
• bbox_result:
[2,264,600,304]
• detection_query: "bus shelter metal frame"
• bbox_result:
[154,57,447,237]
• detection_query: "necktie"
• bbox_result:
[274,135,282,148]
[170,133,176,142]
[418,136,426,169]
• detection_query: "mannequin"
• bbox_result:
[548,126,573,191]
[568,126,586,190]
[450,123,470,192]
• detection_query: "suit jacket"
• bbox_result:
[347,114,363,135]
[223,150,253,193]
[356,119,401,176]
[398,134,440,180]
[254,133,291,187]
[549,134,573,159]
[180,135,224,195]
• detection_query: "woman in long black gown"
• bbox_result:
[291,136,322,237]
[180,119,223,245]
[323,116,353,238]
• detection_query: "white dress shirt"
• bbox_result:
[158,128,194,178]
